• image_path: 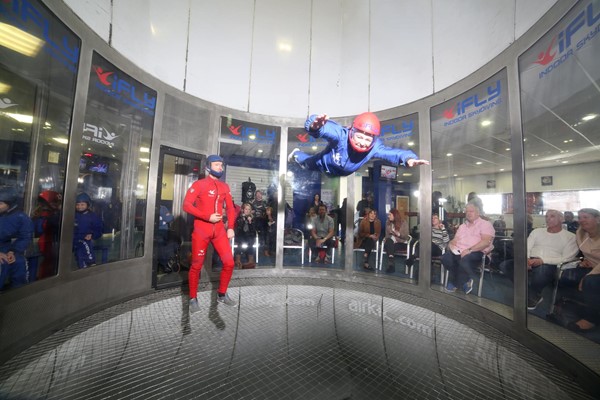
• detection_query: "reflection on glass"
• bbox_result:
[219,117,280,269]
[76,52,156,269]
[0,1,80,287]
[430,69,513,318]
[520,0,600,358]
[154,152,200,288]
[285,124,344,270]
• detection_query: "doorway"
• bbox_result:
[153,146,204,289]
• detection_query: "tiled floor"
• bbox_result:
[0,278,594,399]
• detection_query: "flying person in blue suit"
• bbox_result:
[288,112,429,177]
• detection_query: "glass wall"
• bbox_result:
[520,0,600,352]
[356,114,422,281]
[0,0,79,287]
[219,117,280,269]
[75,52,155,269]
[430,69,514,319]
[285,121,347,271]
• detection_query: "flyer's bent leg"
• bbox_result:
[188,230,210,299]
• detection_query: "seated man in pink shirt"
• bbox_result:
[443,202,495,294]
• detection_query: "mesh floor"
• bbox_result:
[0,278,594,400]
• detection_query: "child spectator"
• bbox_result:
[234,203,257,269]
[73,193,103,269]
[0,187,34,290]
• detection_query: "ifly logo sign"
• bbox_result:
[294,131,328,149]
[82,122,117,148]
[227,124,276,144]
[534,2,600,79]
[0,0,79,73]
[443,80,502,127]
[380,120,414,143]
[93,66,156,116]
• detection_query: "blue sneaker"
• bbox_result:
[287,148,300,163]
[444,282,457,293]
[463,279,474,295]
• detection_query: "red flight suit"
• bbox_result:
[183,176,236,298]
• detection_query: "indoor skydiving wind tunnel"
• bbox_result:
[1,0,600,398]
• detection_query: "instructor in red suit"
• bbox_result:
[183,155,238,312]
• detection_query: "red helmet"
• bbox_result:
[39,190,62,208]
[349,112,380,152]
[352,112,380,136]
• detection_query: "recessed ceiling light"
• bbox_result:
[446,153,452,157]
[407,141,414,146]
[402,173,412,177]
[481,120,492,127]
[476,161,482,165]
[257,149,263,153]
[500,168,505,172]
[582,114,597,121]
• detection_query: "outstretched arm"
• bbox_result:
[406,158,430,167]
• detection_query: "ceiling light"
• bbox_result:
[561,160,569,164]
[446,153,452,157]
[277,41,292,52]
[582,114,597,121]
[407,141,414,146]
[139,158,150,163]
[402,173,412,177]
[4,112,33,124]
[0,82,10,93]
[476,161,482,165]
[248,134,256,140]
[311,145,317,150]
[0,22,44,57]
[53,137,68,144]
[505,148,510,151]
[140,147,150,153]
[500,168,505,172]
[481,120,492,127]
[257,149,263,153]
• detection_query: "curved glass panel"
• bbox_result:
[520,0,600,370]
[358,114,421,281]
[430,69,513,319]
[75,52,155,269]
[0,0,79,287]
[285,124,345,270]
[218,117,280,270]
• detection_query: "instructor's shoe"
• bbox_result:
[189,298,200,314]
[217,292,238,307]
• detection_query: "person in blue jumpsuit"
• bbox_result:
[288,112,429,176]
[73,193,103,269]
[0,186,34,291]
